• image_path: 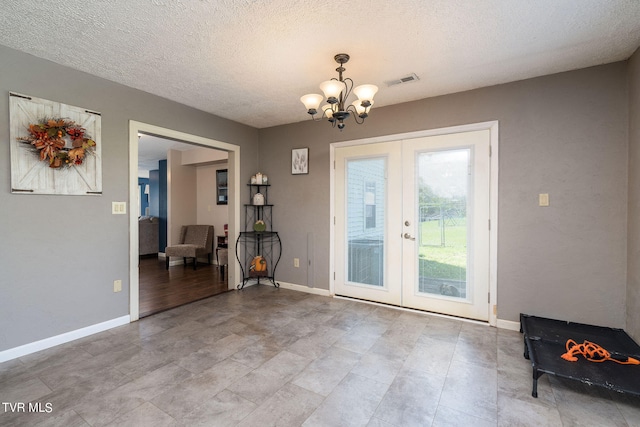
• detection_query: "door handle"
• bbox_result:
[404,233,415,241]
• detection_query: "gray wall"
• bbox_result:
[0,45,259,352]
[259,62,629,328]
[628,47,640,342]
[1,41,635,353]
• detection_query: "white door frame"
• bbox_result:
[329,121,499,326]
[128,121,241,321]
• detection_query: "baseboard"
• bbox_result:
[277,281,331,297]
[0,315,130,363]
[497,318,521,331]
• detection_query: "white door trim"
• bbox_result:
[330,121,499,326]
[128,121,241,321]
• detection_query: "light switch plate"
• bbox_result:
[112,202,127,214]
[539,193,549,207]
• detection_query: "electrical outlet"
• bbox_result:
[294,258,300,268]
[113,279,122,292]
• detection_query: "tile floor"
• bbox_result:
[1,285,640,426]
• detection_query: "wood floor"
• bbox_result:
[138,256,229,318]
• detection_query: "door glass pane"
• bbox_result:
[417,149,469,299]
[346,157,385,287]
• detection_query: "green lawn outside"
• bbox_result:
[419,219,467,281]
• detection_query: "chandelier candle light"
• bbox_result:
[300,53,378,130]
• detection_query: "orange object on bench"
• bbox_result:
[561,339,640,365]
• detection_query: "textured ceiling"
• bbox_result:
[1,1,639,129]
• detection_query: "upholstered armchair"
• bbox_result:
[165,225,214,270]
[138,216,159,256]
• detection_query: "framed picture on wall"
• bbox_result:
[216,169,228,204]
[292,147,309,175]
[9,92,102,195]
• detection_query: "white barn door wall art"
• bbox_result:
[9,92,102,195]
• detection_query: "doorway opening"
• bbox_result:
[128,121,241,321]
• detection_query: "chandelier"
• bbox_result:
[300,53,378,130]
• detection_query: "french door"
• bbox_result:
[334,130,491,321]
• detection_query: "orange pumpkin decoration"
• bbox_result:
[249,256,267,275]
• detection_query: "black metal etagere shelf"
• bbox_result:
[235,183,282,289]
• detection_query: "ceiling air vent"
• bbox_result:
[386,73,420,87]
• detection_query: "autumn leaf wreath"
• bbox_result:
[18,118,96,168]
